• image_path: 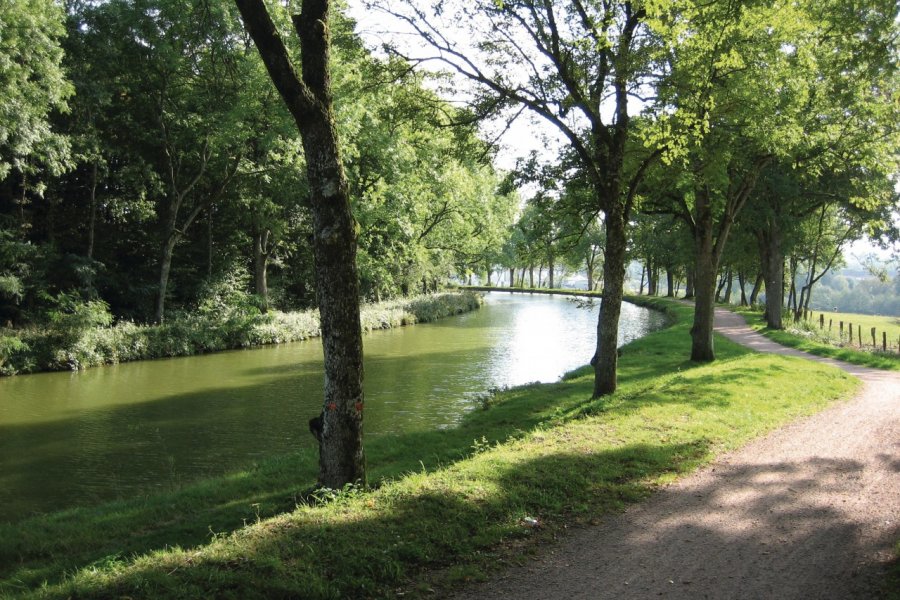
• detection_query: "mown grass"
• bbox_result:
[734,306,900,371]
[803,309,900,343]
[0,298,860,599]
[0,292,482,376]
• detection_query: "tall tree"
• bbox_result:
[0,0,73,233]
[234,0,366,489]
[380,0,664,395]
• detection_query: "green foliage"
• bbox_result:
[0,292,483,376]
[0,298,860,598]
[0,0,73,181]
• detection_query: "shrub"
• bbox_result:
[0,292,483,376]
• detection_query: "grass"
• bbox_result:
[0,297,861,599]
[804,309,900,344]
[734,306,900,371]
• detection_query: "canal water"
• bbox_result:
[0,292,665,521]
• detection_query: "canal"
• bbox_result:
[0,292,665,521]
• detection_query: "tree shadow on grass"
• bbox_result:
[0,331,822,594]
[23,442,712,599]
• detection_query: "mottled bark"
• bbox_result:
[690,190,717,362]
[592,207,627,397]
[236,0,365,488]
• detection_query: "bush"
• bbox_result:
[0,292,483,376]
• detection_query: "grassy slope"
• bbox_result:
[734,307,900,371]
[0,298,861,599]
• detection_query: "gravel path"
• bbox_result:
[452,307,900,599]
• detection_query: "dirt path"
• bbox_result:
[452,307,900,599]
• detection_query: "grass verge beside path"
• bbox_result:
[734,306,900,371]
[0,298,860,599]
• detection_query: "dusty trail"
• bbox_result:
[451,307,899,599]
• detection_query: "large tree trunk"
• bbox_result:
[690,196,717,362]
[592,206,626,397]
[236,0,364,489]
[665,269,675,297]
[758,221,785,329]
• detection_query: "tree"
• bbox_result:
[0,0,73,205]
[379,0,665,394]
[235,0,366,489]
[645,0,898,360]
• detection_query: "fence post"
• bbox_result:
[858,325,862,348]
[829,319,832,331]
[849,322,853,344]
[883,331,887,352]
[871,327,877,348]
[819,314,824,329]
[840,321,844,339]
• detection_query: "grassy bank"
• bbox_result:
[0,292,482,376]
[734,306,900,371]
[0,297,861,599]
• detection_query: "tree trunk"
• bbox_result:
[155,232,178,324]
[758,222,785,329]
[529,265,534,288]
[548,254,555,289]
[684,269,695,299]
[254,228,270,313]
[749,273,764,306]
[236,0,365,489]
[207,208,214,279]
[592,206,626,397]
[87,160,98,261]
[665,269,675,297]
[509,267,514,288]
[690,193,717,362]
[738,271,748,306]
[722,268,733,304]
[639,266,646,295]
[715,270,728,302]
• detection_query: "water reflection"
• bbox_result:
[0,292,665,521]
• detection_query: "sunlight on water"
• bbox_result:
[0,292,665,521]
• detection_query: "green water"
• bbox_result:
[0,293,664,522]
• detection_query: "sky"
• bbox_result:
[344,1,898,264]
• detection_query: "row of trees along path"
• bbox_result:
[452,305,900,600]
